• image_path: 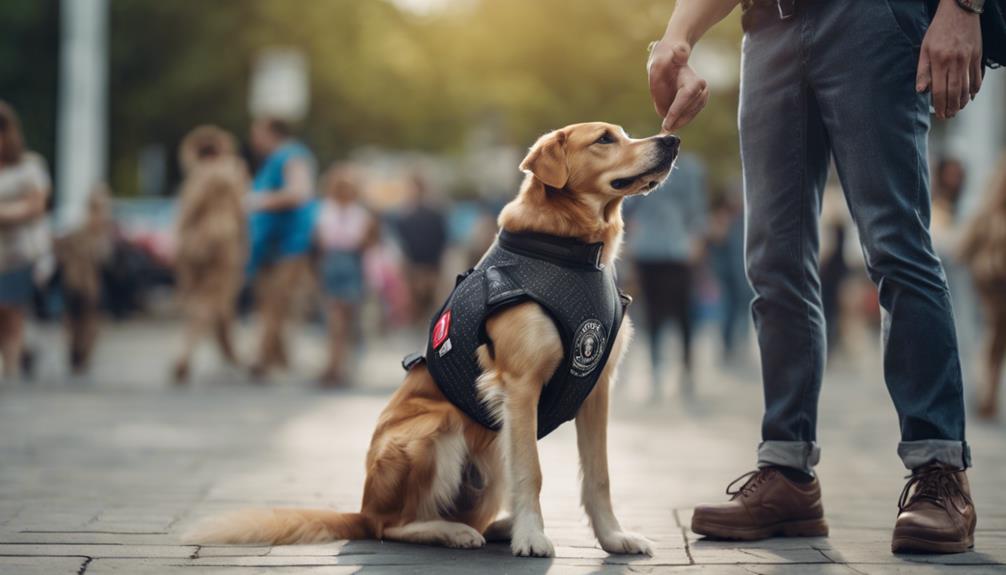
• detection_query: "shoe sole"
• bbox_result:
[891,534,974,555]
[691,517,829,541]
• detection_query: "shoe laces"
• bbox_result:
[898,463,972,515]
[726,468,774,500]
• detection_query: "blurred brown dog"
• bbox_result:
[961,154,1006,420]
[172,126,248,384]
[187,123,678,557]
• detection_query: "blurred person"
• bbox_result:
[315,164,379,388]
[931,156,978,370]
[819,184,851,358]
[246,117,318,378]
[55,183,114,375]
[960,154,1006,420]
[0,101,51,380]
[650,0,983,553]
[626,153,706,398]
[394,172,448,325]
[172,126,248,384]
[707,187,751,363]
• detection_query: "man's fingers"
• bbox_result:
[970,57,983,99]
[946,59,963,117]
[916,48,931,93]
[959,67,971,111]
[663,84,709,132]
[661,80,704,132]
[931,58,948,119]
[649,73,673,118]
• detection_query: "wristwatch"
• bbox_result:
[956,0,984,14]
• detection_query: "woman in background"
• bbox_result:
[315,164,378,387]
[0,101,51,380]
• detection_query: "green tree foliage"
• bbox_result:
[0,0,59,174]
[3,0,743,197]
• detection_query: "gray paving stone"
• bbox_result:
[0,556,87,575]
[1,322,1004,573]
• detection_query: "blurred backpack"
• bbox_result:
[927,0,1006,69]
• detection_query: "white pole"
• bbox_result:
[948,70,1005,215]
[56,0,108,230]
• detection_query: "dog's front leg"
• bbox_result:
[575,329,653,556]
[502,377,554,558]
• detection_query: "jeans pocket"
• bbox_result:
[882,0,930,49]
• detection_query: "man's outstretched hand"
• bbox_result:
[648,41,709,132]
[916,0,983,119]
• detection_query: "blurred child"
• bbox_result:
[55,184,113,374]
[316,164,378,387]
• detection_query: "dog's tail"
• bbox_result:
[183,508,375,545]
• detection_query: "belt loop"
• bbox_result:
[777,0,796,19]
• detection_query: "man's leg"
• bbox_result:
[690,3,831,542]
[740,6,831,475]
[811,0,968,470]
[808,0,973,554]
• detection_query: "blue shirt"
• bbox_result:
[625,154,708,263]
[247,141,319,277]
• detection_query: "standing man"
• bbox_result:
[246,117,318,377]
[648,0,983,554]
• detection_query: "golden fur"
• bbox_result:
[961,153,1006,419]
[186,123,678,556]
[172,125,248,384]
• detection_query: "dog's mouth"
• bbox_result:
[610,157,676,193]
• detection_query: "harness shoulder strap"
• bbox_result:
[484,264,528,310]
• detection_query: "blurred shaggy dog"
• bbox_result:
[55,184,113,374]
[187,123,678,557]
[172,125,248,384]
[961,154,1006,420]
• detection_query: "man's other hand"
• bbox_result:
[916,0,983,119]
[648,41,710,132]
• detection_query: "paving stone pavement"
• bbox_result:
[0,320,1004,574]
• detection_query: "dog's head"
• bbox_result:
[519,122,679,200]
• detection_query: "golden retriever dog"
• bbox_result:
[187,123,679,557]
[55,184,113,374]
[172,125,248,384]
[961,153,1006,420]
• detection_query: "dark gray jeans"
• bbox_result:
[740,0,970,473]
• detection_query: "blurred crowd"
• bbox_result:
[1,98,1005,418]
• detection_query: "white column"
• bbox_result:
[56,0,108,229]
[946,70,1006,215]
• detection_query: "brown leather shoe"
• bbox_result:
[691,467,829,541]
[892,463,976,554]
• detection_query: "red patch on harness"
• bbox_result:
[432,309,451,349]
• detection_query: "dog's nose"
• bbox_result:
[659,134,681,155]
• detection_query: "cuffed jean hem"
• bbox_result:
[757,441,821,475]
[898,440,971,470]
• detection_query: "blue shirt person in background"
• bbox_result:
[625,153,707,399]
[246,117,318,378]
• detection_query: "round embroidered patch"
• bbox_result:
[571,319,607,377]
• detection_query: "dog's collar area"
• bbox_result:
[498,230,605,270]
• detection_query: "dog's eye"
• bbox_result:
[594,132,615,145]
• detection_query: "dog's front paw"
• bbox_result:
[511,528,554,557]
[599,531,653,556]
[442,523,486,549]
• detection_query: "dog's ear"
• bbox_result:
[520,130,568,189]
